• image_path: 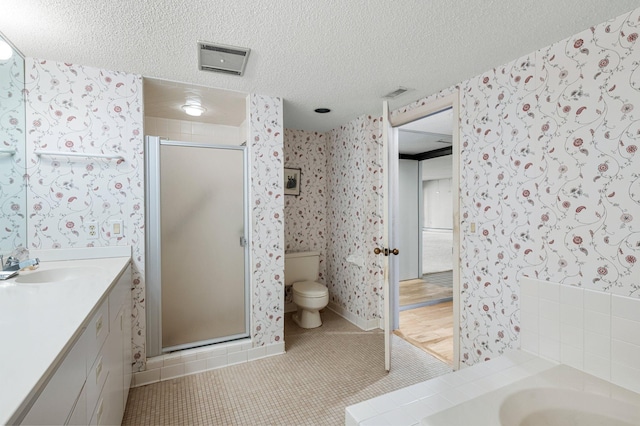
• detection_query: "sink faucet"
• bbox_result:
[1,255,39,271]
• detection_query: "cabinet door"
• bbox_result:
[20,333,86,425]
[122,284,132,406]
[67,384,87,425]
[101,309,124,426]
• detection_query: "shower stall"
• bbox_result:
[145,136,250,356]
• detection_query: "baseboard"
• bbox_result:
[327,302,381,331]
[132,340,286,387]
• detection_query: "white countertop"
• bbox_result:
[0,255,130,425]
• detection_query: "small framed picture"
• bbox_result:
[284,167,301,196]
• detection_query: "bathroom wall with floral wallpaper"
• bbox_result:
[393,7,640,367]
[326,115,384,324]
[22,58,286,369]
[24,58,147,369]
[0,51,26,252]
[248,94,285,347]
[283,129,328,306]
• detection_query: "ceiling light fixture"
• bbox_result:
[181,103,206,117]
[314,108,331,114]
[0,40,13,61]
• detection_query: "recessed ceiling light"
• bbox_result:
[182,104,206,117]
[314,108,331,114]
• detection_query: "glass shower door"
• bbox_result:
[146,136,249,355]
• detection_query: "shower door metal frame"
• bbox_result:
[145,136,251,357]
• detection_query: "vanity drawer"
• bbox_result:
[20,334,86,425]
[85,351,109,422]
[86,299,109,369]
[89,396,105,426]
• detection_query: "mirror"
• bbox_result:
[0,32,26,256]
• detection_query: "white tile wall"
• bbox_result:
[144,116,244,146]
[519,277,640,392]
[132,340,285,386]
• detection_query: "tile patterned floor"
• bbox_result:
[123,310,451,425]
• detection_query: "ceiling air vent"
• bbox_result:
[383,86,411,99]
[198,41,251,76]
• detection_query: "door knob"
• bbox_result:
[391,248,399,256]
[374,247,382,255]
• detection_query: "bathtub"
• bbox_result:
[421,364,640,425]
[345,351,640,426]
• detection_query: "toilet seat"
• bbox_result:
[292,281,328,297]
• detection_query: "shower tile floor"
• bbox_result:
[123,310,451,425]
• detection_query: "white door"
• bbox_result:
[382,101,401,371]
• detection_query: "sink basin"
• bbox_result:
[14,267,101,284]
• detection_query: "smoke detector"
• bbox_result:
[198,41,251,76]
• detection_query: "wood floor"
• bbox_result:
[399,271,453,307]
[395,301,453,366]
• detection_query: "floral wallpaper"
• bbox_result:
[0,51,26,254]
[24,58,146,370]
[390,8,640,367]
[326,115,384,322]
[283,128,328,303]
[249,94,285,346]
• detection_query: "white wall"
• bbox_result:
[421,155,452,181]
[421,155,453,229]
[423,178,453,229]
[399,159,420,281]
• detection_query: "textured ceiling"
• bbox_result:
[2,1,639,131]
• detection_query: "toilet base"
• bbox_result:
[293,309,322,329]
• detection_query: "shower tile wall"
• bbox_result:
[24,58,147,369]
[144,116,245,145]
[393,7,640,367]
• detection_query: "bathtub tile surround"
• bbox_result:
[346,350,640,425]
[520,277,640,393]
[0,50,26,250]
[346,350,550,425]
[24,58,147,370]
[248,93,285,347]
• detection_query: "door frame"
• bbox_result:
[384,91,461,370]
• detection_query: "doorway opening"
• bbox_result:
[391,105,457,367]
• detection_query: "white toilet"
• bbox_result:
[284,251,329,328]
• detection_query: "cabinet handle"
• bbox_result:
[95,315,103,336]
[96,357,103,383]
[96,398,104,425]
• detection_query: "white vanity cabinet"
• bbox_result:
[19,264,132,426]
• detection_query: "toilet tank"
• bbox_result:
[284,251,320,285]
